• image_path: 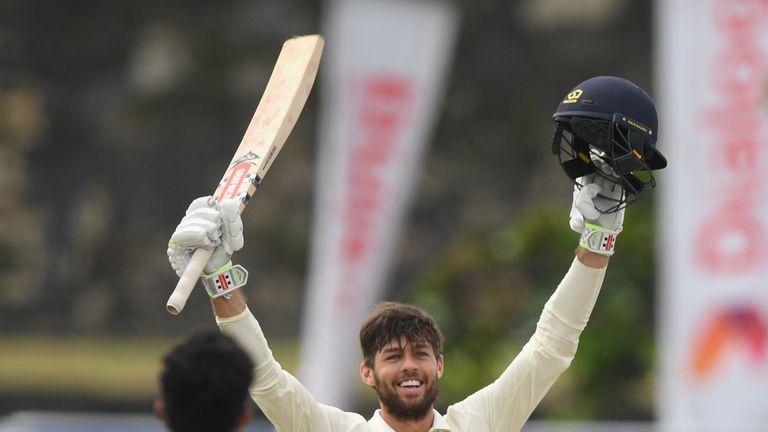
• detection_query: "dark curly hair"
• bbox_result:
[160,332,253,432]
[359,302,443,367]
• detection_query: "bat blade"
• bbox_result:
[166,35,324,315]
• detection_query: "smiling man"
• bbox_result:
[166,76,666,432]
[358,303,445,431]
[168,200,610,432]
[170,224,608,432]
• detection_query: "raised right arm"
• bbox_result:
[213,291,366,432]
[167,197,365,432]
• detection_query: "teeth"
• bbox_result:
[399,380,421,387]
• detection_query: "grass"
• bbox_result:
[0,335,298,400]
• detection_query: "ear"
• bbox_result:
[234,408,253,431]
[360,361,376,387]
[153,398,169,426]
[436,354,445,379]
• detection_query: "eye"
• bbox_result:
[416,350,430,358]
[385,353,401,361]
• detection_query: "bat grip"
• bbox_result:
[166,248,214,315]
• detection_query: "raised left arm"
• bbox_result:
[446,174,622,431]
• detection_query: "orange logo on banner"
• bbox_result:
[691,306,767,378]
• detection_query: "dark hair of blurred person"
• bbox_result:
[155,331,254,432]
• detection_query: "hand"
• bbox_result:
[570,170,625,256]
[167,196,244,276]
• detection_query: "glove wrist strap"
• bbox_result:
[202,261,248,298]
[579,223,619,256]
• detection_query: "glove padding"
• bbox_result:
[570,169,625,256]
[167,196,244,276]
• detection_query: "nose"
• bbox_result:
[400,351,418,371]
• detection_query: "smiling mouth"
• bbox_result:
[398,379,423,388]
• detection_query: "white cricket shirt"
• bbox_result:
[217,257,606,432]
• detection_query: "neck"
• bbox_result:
[380,408,434,432]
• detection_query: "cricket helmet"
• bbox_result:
[552,76,667,212]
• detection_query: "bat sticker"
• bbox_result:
[217,161,252,202]
[261,145,278,173]
[232,150,261,166]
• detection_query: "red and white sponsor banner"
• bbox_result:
[657,1,768,431]
[298,0,458,408]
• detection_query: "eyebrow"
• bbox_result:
[381,341,429,353]
[381,346,404,354]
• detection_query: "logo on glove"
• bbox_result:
[602,234,615,252]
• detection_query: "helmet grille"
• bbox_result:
[571,118,611,152]
[552,115,658,213]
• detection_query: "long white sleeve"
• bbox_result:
[216,309,367,432]
[445,257,607,432]
[534,256,606,359]
[216,309,285,393]
[214,257,606,432]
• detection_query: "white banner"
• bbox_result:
[298,0,459,408]
[657,1,768,431]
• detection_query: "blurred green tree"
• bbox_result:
[409,198,657,420]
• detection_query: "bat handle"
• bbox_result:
[166,248,214,315]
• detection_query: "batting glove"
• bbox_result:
[570,172,625,256]
[167,196,244,276]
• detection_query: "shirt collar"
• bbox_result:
[368,409,451,432]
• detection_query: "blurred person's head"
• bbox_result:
[359,302,444,422]
[155,331,253,432]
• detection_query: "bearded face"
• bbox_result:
[361,337,444,422]
[373,367,439,421]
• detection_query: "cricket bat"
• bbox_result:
[166,35,324,315]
